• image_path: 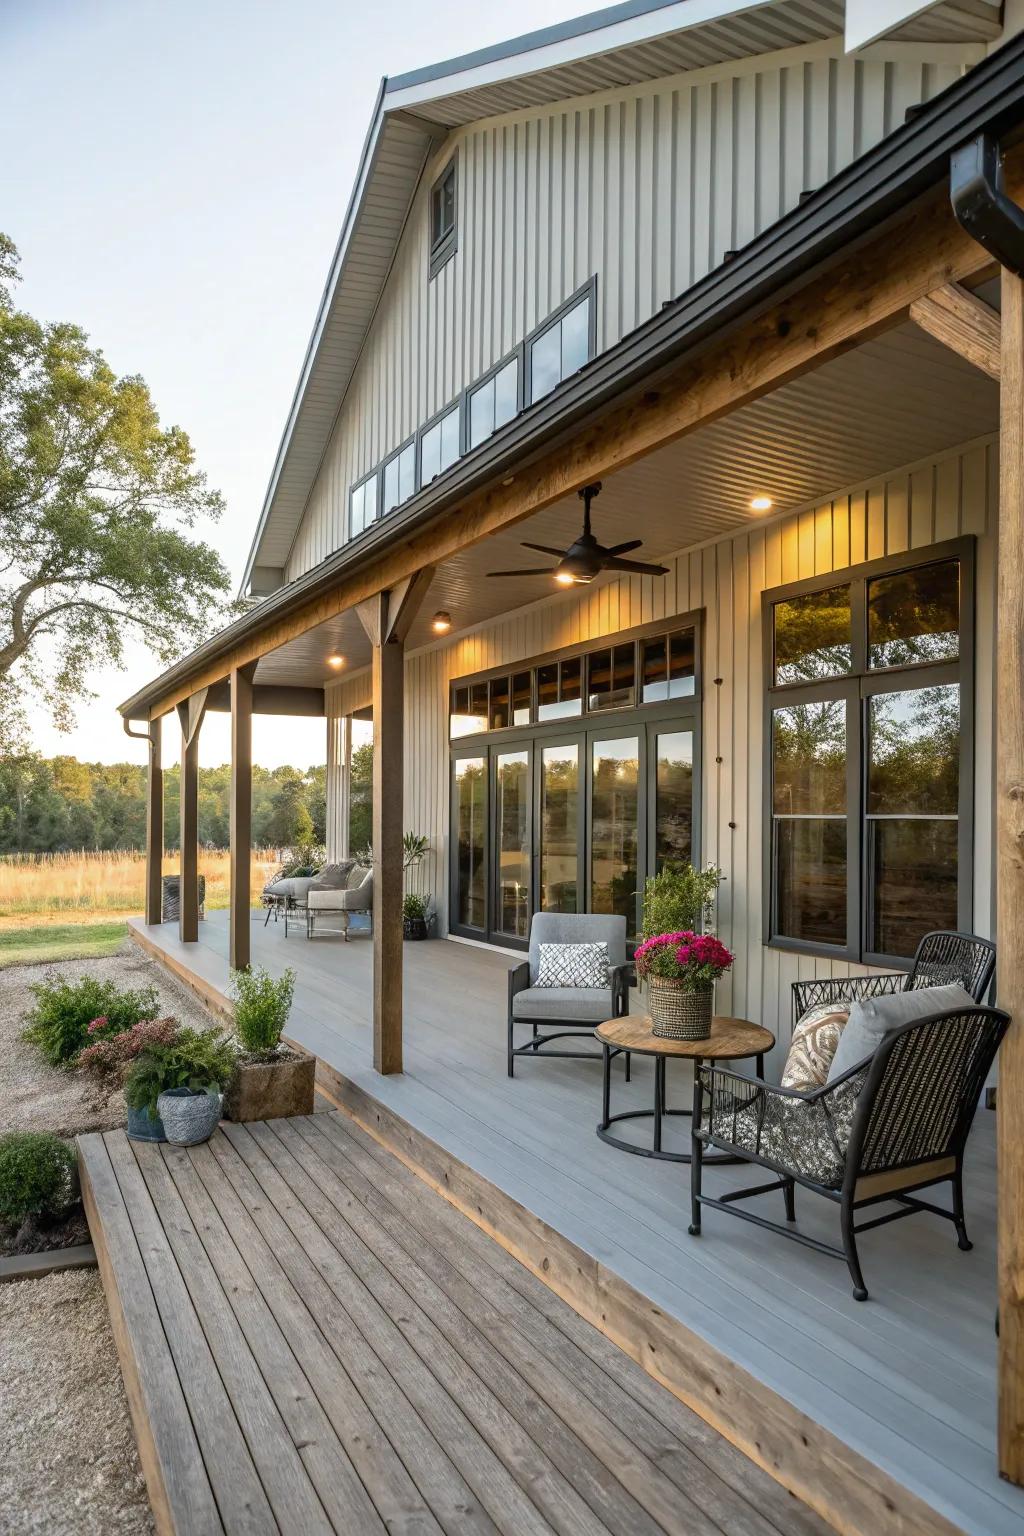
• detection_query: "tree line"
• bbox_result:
[0,746,373,855]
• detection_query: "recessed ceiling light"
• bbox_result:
[750,494,773,513]
[431,610,452,634]
[326,654,345,668]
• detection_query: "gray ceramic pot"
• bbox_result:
[157,1087,221,1146]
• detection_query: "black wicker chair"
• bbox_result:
[790,929,996,1025]
[688,1005,1009,1299]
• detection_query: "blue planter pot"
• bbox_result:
[126,1103,166,1142]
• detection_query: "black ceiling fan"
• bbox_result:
[487,482,669,585]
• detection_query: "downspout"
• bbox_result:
[123,717,156,751]
[950,133,1024,273]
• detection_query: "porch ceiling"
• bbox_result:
[253,315,998,689]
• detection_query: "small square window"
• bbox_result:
[429,159,458,278]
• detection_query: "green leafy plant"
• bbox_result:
[230,966,296,1055]
[0,1132,76,1228]
[78,1017,179,1078]
[21,973,160,1065]
[402,893,429,922]
[640,864,723,942]
[353,831,430,872]
[124,1026,237,1119]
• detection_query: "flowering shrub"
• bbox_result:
[78,1017,180,1079]
[634,930,734,991]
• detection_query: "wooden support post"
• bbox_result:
[145,716,163,925]
[229,663,256,971]
[175,689,208,944]
[998,268,1024,1486]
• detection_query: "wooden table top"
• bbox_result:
[596,1014,775,1060]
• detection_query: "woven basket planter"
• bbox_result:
[157,1087,221,1146]
[648,977,714,1040]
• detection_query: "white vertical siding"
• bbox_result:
[326,436,997,1059]
[285,39,968,581]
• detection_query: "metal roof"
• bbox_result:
[121,23,1024,720]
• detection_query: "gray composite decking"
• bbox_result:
[80,1115,833,1536]
[130,911,1024,1536]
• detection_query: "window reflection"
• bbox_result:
[868,685,960,816]
[868,560,959,669]
[871,820,958,957]
[655,731,693,871]
[455,757,486,929]
[591,737,639,935]
[773,586,852,684]
[772,702,847,815]
[775,820,847,946]
[541,744,578,913]
[496,751,530,938]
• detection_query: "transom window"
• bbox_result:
[382,441,416,516]
[429,158,457,278]
[764,542,973,964]
[527,290,592,403]
[469,357,519,449]
[450,623,697,739]
[349,473,378,539]
[420,404,461,485]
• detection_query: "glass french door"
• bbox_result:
[450,710,699,948]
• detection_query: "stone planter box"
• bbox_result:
[222,1051,316,1123]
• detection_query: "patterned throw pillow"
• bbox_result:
[781,1002,850,1091]
[536,942,610,989]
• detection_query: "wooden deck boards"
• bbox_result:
[127,915,1024,1536]
[80,1114,832,1536]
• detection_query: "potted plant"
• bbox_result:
[402,892,430,940]
[639,862,723,940]
[222,966,315,1122]
[124,1027,237,1145]
[634,931,734,1040]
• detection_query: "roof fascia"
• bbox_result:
[382,0,777,112]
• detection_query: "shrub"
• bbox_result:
[21,974,160,1066]
[78,1017,179,1079]
[124,1026,238,1119]
[230,966,296,1054]
[640,864,723,941]
[0,1132,77,1227]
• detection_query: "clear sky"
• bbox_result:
[3,0,595,770]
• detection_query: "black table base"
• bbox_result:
[597,1043,764,1164]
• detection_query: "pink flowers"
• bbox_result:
[78,1017,179,1079]
[634,929,734,988]
[87,1015,110,1034]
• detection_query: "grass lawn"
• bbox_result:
[0,921,128,968]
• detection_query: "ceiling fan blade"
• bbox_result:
[604,557,671,577]
[605,539,643,557]
[520,541,568,557]
[486,567,557,578]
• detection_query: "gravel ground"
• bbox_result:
[0,942,219,1138]
[0,1268,154,1535]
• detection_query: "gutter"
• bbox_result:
[950,132,1024,275]
[120,28,1024,720]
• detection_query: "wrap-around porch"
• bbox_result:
[130,911,1018,1536]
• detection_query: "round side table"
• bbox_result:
[595,1014,775,1164]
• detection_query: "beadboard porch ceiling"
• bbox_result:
[253,316,999,689]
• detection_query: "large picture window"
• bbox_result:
[763,541,973,964]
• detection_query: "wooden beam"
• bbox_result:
[145,716,163,926]
[144,154,1020,722]
[368,594,404,1075]
[909,281,1001,379]
[203,682,326,716]
[998,266,1024,1487]
[229,663,256,972]
[386,566,435,644]
[175,690,207,943]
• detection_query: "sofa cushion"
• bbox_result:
[699,1069,868,1187]
[826,981,974,1083]
[347,864,371,890]
[782,1003,850,1091]
[536,942,610,989]
[528,913,626,981]
[512,986,613,1022]
[264,875,315,902]
[309,861,354,892]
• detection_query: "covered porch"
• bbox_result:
[130,910,1016,1536]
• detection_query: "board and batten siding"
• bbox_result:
[327,436,997,1061]
[287,37,971,583]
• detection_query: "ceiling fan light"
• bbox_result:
[555,571,576,586]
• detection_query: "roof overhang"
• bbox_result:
[125,27,1024,722]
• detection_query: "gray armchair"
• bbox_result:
[306,867,374,940]
[507,912,631,1077]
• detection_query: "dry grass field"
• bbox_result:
[0,848,280,924]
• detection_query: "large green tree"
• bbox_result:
[0,234,234,747]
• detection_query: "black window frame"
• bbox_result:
[380,434,418,518]
[525,277,598,406]
[417,396,463,487]
[428,155,458,279]
[465,347,524,453]
[762,536,975,967]
[348,469,379,541]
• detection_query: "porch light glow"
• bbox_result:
[750,494,773,512]
[431,611,453,634]
[326,654,345,668]
[555,571,577,585]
